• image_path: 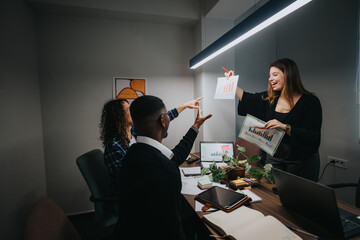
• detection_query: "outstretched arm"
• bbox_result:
[225,70,244,101]
[176,96,203,114]
[192,108,212,129]
[168,97,203,121]
[171,107,212,166]
[235,86,244,101]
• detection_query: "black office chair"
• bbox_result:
[23,196,82,240]
[328,177,360,208]
[76,149,119,228]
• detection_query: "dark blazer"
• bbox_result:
[115,128,197,240]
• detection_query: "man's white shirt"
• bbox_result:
[136,136,174,160]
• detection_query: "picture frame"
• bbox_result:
[113,77,146,100]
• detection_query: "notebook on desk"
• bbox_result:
[272,168,360,238]
[199,141,234,168]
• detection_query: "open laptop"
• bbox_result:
[272,168,360,238]
[199,141,234,168]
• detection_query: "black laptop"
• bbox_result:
[272,168,360,238]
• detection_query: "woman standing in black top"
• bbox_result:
[230,58,322,181]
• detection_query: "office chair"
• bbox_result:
[328,177,360,208]
[23,196,81,240]
[76,149,119,228]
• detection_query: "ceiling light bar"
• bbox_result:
[189,0,312,69]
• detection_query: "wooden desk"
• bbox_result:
[181,157,360,240]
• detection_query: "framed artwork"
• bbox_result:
[113,77,146,100]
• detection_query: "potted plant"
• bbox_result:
[222,145,261,180]
[201,145,274,184]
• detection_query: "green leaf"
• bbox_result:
[264,163,273,172]
[211,168,226,183]
[201,168,210,175]
[202,162,226,182]
[209,162,218,172]
[248,168,265,181]
[237,145,246,153]
[222,155,232,163]
[264,172,274,184]
[247,154,261,163]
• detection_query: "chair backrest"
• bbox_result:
[76,149,117,227]
[328,176,360,209]
[356,177,360,208]
[23,196,81,240]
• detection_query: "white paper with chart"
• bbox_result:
[214,75,239,99]
[238,114,285,156]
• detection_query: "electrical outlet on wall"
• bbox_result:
[327,156,348,169]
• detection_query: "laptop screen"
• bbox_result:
[272,168,345,236]
[200,141,234,162]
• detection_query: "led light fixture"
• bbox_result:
[189,0,312,69]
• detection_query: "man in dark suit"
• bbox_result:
[115,95,212,239]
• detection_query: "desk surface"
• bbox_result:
[182,156,360,240]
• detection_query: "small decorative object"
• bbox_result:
[243,177,258,186]
[197,179,213,190]
[229,178,249,189]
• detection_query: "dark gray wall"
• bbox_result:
[0,0,46,238]
[235,0,359,205]
[36,13,196,213]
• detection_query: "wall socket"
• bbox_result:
[327,156,348,169]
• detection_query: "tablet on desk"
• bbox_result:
[195,186,251,212]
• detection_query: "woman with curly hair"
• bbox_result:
[227,58,322,181]
[99,97,203,187]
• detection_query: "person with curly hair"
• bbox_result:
[99,96,203,187]
[227,58,322,181]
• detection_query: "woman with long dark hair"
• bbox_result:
[232,58,322,181]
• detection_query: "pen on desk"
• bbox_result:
[285,225,323,240]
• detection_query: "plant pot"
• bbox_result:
[227,168,245,180]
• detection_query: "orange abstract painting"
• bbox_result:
[113,78,146,99]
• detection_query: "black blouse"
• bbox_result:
[238,91,322,160]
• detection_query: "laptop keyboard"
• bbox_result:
[341,216,360,232]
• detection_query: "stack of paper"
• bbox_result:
[181,167,201,176]
[236,189,262,203]
[198,179,212,190]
